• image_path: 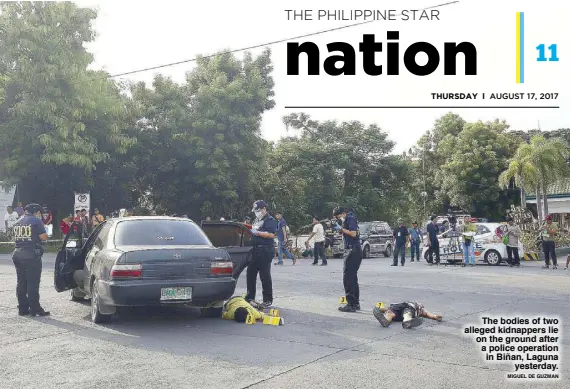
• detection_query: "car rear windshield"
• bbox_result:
[114,219,211,246]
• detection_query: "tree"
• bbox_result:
[435,120,515,218]
[525,136,570,217]
[0,2,135,218]
[131,49,275,220]
[498,146,538,209]
[272,113,407,226]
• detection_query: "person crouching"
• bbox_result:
[373,301,442,329]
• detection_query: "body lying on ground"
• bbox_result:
[221,296,265,323]
[373,301,443,329]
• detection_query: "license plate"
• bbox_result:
[160,287,192,301]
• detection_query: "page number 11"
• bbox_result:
[536,44,559,62]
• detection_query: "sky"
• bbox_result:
[76,0,569,153]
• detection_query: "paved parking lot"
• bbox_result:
[0,253,568,389]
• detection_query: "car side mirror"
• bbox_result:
[66,240,78,248]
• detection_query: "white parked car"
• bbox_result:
[421,223,525,265]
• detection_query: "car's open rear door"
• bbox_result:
[54,222,83,292]
[200,221,253,280]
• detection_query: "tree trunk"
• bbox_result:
[535,186,543,221]
[541,180,549,217]
[519,177,526,209]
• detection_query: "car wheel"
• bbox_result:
[363,246,370,259]
[70,288,86,302]
[383,245,392,258]
[485,249,502,266]
[200,306,223,318]
[91,281,112,323]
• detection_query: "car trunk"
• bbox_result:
[115,246,231,280]
[200,221,254,280]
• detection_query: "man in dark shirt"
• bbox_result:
[12,203,50,316]
[426,215,441,266]
[332,207,361,313]
[392,218,409,266]
[246,200,278,308]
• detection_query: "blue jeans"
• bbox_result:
[277,240,295,263]
[462,241,475,264]
[410,240,420,260]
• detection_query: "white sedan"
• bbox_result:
[421,223,525,265]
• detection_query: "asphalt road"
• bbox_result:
[0,253,568,389]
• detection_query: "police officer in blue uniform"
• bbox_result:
[332,207,362,312]
[12,203,50,316]
[246,200,278,308]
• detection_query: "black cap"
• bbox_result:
[25,203,42,214]
[430,215,437,221]
[252,200,268,210]
[313,215,320,221]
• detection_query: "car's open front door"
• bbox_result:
[54,222,83,292]
[200,221,254,280]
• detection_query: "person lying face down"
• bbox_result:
[373,301,443,329]
[221,296,265,323]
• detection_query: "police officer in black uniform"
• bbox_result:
[332,207,362,312]
[12,203,50,316]
[245,200,278,308]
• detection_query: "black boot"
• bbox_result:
[338,304,356,313]
[30,307,50,317]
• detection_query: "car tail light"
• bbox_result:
[211,261,233,275]
[110,263,142,278]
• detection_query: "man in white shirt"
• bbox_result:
[4,206,19,237]
[306,215,327,266]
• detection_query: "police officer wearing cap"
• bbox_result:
[12,203,50,316]
[332,207,361,312]
[246,200,278,308]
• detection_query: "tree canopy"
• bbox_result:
[0,2,568,236]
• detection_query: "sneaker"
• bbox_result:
[30,308,50,317]
[274,262,283,266]
[410,260,415,263]
[373,307,391,327]
[312,262,318,266]
[261,301,273,309]
[391,264,397,267]
[320,262,327,266]
[553,265,558,270]
[402,316,424,329]
[564,267,568,270]
[338,304,356,313]
[542,265,550,269]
